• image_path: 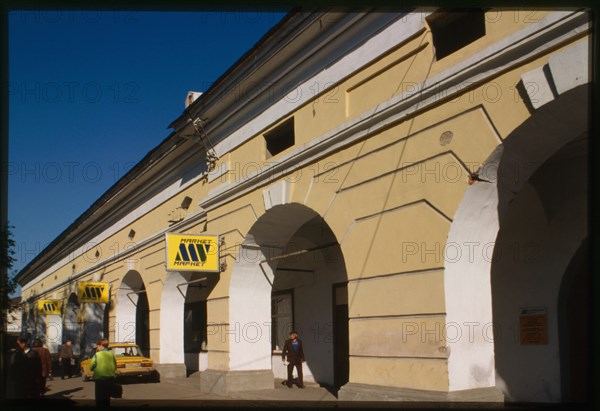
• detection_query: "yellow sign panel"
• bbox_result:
[78,282,110,303]
[38,300,62,315]
[166,234,220,272]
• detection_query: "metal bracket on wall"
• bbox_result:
[176,277,207,298]
[126,289,146,307]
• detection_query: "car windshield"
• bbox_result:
[111,345,141,357]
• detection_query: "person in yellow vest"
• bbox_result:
[90,339,117,406]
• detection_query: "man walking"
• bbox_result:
[59,339,74,379]
[90,339,117,407]
[281,330,305,388]
[32,338,52,396]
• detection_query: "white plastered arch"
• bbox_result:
[444,81,589,392]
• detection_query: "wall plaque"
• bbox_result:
[519,307,548,345]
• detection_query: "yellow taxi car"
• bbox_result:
[80,342,159,382]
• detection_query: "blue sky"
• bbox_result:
[8,9,289,284]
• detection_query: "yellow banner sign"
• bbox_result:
[38,300,62,315]
[78,282,110,303]
[166,234,220,272]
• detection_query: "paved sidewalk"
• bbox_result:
[23,374,339,407]
[5,374,522,409]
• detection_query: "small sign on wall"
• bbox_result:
[78,282,110,303]
[165,234,220,272]
[38,300,62,315]
[519,307,548,345]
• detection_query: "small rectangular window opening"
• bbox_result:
[264,117,295,158]
[427,9,486,60]
[271,290,293,352]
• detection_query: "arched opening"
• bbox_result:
[444,84,589,401]
[116,271,150,356]
[184,274,217,375]
[46,314,62,354]
[22,309,35,345]
[103,302,110,342]
[491,134,588,402]
[136,292,150,357]
[63,293,82,356]
[82,301,106,356]
[229,203,349,389]
[159,269,218,377]
[21,311,28,337]
[26,307,35,340]
[35,310,46,342]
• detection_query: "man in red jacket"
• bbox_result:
[281,330,305,388]
[32,338,52,396]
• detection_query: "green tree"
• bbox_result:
[1,224,17,313]
[1,225,18,399]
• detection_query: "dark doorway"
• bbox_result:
[103,303,110,340]
[184,301,207,353]
[332,283,349,389]
[64,293,81,356]
[558,238,590,402]
[184,300,207,375]
[136,291,150,357]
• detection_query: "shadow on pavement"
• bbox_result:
[2,395,78,408]
[319,384,338,399]
[119,374,161,385]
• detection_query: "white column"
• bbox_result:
[228,249,273,371]
[445,179,499,391]
[115,284,137,343]
[159,271,187,364]
[46,315,62,354]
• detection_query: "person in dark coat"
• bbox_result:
[32,338,52,395]
[281,330,305,388]
[59,339,74,379]
[25,340,42,398]
[5,335,28,399]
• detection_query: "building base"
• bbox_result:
[200,369,275,395]
[154,363,187,379]
[338,383,504,403]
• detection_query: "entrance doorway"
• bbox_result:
[64,293,81,356]
[332,283,349,389]
[136,290,150,357]
[116,270,150,356]
[558,239,590,402]
[229,203,349,388]
[491,134,588,402]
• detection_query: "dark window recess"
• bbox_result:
[428,9,486,60]
[181,196,193,210]
[265,118,295,158]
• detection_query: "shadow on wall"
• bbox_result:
[491,85,589,403]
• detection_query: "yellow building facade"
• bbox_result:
[16,9,591,403]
